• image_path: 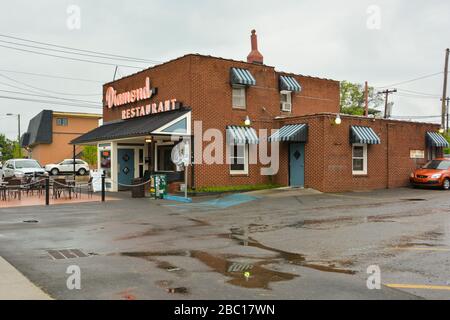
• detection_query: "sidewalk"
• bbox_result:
[0,257,52,300]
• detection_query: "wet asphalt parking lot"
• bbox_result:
[0,187,449,300]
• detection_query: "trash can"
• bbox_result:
[131,178,145,198]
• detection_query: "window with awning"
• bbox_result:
[230,68,256,86]
[279,75,301,92]
[350,126,381,145]
[426,132,449,147]
[226,125,259,144]
[268,124,308,142]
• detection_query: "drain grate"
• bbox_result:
[47,249,89,260]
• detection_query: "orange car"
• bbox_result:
[410,158,450,190]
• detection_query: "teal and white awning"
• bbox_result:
[227,126,259,144]
[230,68,256,86]
[269,124,308,142]
[279,75,301,92]
[350,126,381,144]
[426,132,449,147]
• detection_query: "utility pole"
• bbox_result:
[377,89,397,119]
[441,48,450,130]
[364,81,369,117]
[441,97,450,133]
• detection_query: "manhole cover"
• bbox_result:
[47,249,90,260]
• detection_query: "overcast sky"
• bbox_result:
[0,0,448,140]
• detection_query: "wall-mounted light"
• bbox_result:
[334,114,342,125]
[145,137,153,143]
[244,116,251,126]
[439,128,445,134]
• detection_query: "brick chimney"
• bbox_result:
[247,29,264,64]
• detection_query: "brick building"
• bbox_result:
[21,110,102,166]
[72,31,448,193]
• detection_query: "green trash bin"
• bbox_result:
[150,174,167,199]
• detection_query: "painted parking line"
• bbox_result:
[392,247,450,252]
[386,284,450,291]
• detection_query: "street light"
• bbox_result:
[5,113,21,143]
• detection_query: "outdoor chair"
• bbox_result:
[52,178,73,199]
[6,178,23,200]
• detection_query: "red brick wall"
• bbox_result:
[276,114,441,192]
[101,54,340,189]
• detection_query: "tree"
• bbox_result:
[0,134,15,161]
[81,145,97,167]
[340,81,384,116]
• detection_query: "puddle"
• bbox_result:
[220,231,355,275]
[115,218,209,241]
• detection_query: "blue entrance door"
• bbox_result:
[289,143,305,187]
[118,149,135,190]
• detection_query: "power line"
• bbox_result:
[0,73,99,96]
[0,43,144,69]
[0,89,101,106]
[0,38,155,64]
[0,95,102,110]
[396,88,441,97]
[0,33,161,64]
[375,72,443,88]
[0,68,104,83]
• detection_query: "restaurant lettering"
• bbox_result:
[105,77,154,109]
[105,76,180,120]
[122,99,179,120]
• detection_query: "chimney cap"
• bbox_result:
[247,29,264,64]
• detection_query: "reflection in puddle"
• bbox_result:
[219,231,355,275]
[120,249,297,289]
[119,229,354,290]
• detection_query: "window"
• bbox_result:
[280,91,292,112]
[352,144,367,175]
[157,145,176,172]
[56,118,68,126]
[230,144,248,174]
[232,87,246,109]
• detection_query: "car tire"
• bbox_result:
[51,168,59,176]
[443,178,450,190]
[78,168,87,176]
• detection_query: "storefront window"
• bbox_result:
[230,144,248,174]
[352,144,367,175]
[157,145,176,172]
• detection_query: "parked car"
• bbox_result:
[410,158,450,190]
[1,159,46,178]
[45,159,90,176]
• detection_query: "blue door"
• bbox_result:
[289,143,305,187]
[118,149,135,190]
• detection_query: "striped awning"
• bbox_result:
[279,75,301,92]
[350,126,381,144]
[426,132,449,147]
[269,124,308,142]
[230,68,256,86]
[226,126,259,144]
